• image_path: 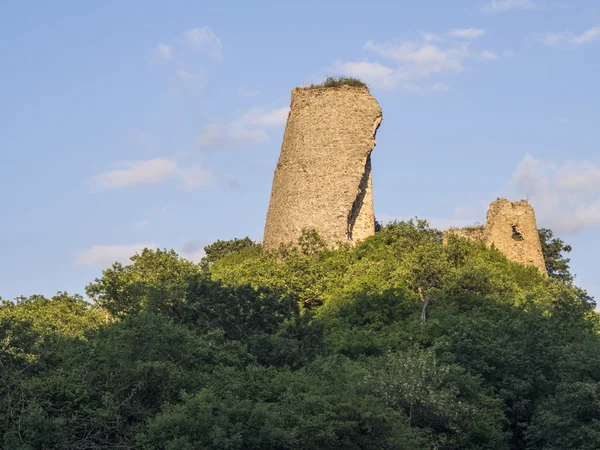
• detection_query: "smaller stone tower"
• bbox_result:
[444,198,547,275]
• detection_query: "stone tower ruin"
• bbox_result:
[444,198,547,275]
[263,84,382,250]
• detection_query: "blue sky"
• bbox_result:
[1,0,599,303]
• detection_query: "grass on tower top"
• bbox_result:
[305,76,368,90]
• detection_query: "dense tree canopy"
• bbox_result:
[1,220,597,449]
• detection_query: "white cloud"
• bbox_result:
[481,50,499,60]
[179,26,223,59]
[363,39,469,77]
[421,32,442,42]
[556,162,600,190]
[535,26,600,47]
[177,166,220,190]
[234,107,290,127]
[150,26,222,93]
[449,28,486,39]
[134,219,151,230]
[334,61,397,89]
[509,154,600,233]
[333,32,500,92]
[92,158,178,189]
[91,158,231,191]
[481,0,539,13]
[149,43,173,62]
[197,106,288,150]
[227,128,269,143]
[157,43,172,60]
[76,243,159,267]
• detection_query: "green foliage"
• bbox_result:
[527,382,600,449]
[200,236,258,270]
[461,223,485,232]
[86,248,201,318]
[1,221,597,449]
[1,292,105,337]
[307,76,368,90]
[538,228,574,282]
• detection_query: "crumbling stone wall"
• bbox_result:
[442,226,486,245]
[263,85,382,250]
[444,198,547,275]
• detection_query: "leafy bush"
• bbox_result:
[306,76,368,90]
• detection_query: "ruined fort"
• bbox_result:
[263,80,547,274]
[263,83,382,250]
[444,199,547,275]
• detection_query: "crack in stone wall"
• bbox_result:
[263,85,382,250]
[443,198,547,275]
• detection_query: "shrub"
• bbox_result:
[306,76,368,90]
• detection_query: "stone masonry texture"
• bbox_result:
[263,85,382,250]
[443,198,547,275]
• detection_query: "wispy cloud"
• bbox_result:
[178,27,223,60]
[363,39,468,76]
[233,107,290,127]
[448,28,486,39]
[177,166,238,190]
[480,50,498,60]
[152,43,173,61]
[150,26,222,92]
[91,158,235,190]
[333,61,397,90]
[334,30,502,91]
[197,106,289,150]
[509,154,600,233]
[481,0,573,14]
[92,159,178,189]
[535,26,600,47]
[481,0,539,14]
[76,243,159,267]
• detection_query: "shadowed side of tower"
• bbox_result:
[263,85,382,250]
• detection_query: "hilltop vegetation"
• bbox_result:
[1,220,598,449]
[306,76,369,90]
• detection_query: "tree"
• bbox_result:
[538,228,573,282]
[200,237,258,270]
[2,220,598,449]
